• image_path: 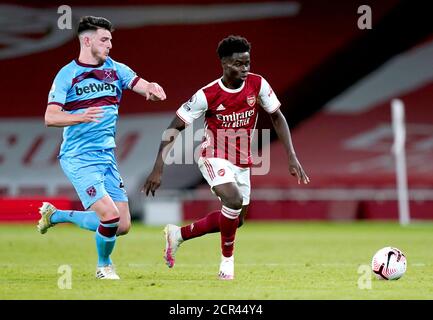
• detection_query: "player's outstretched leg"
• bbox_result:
[37,201,100,234]
[180,210,221,240]
[95,217,120,279]
[163,224,183,268]
[178,207,247,241]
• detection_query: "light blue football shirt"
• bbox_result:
[48,57,138,158]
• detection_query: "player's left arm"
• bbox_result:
[132,78,166,101]
[269,109,310,184]
[114,60,166,101]
[259,76,309,184]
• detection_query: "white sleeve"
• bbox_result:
[258,77,281,114]
[176,89,208,125]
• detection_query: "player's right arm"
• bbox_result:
[45,67,104,127]
[142,116,186,196]
[45,105,104,127]
[143,90,208,196]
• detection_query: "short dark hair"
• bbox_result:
[77,16,113,35]
[217,35,251,59]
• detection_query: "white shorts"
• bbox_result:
[198,157,251,205]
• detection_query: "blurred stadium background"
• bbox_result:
[1,0,432,226]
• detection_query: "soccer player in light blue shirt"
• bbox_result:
[37,16,166,279]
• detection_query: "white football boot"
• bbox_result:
[163,224,183,268]
[95,265,120,280]
[218,255,234,280]
[37,202,57,234]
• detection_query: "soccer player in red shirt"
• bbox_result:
[143,35,309,280]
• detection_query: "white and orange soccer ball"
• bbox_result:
[371,247,407,280]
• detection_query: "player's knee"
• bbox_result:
[117,227,129,236]
[100,206,120,221]
[117,221,131,236]
[223,196,243,211]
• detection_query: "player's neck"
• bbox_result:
[77,51,103,67]
[221,77,243,90]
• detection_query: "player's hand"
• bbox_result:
[142,169,162,196]
[145,82,166,101]
[288,155,310,185]
[80,107,104,123]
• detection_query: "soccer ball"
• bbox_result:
[371,247,407,280]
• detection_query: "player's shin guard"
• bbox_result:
[95,217,119,267]
[180,210,221,240]
[220,206,241,258]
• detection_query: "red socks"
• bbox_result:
[181,210,221,240]
[220,206,241,257]
[180,206,242,258]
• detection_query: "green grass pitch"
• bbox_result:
[1,221,433,299]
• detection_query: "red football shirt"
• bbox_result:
[176,73,280,167]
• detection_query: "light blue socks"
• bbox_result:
[95,218,120,267]
[50,209,99,231]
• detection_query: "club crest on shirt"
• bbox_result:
[104,69,114,83]
[247,95,256,107]
[86,186,97,197]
